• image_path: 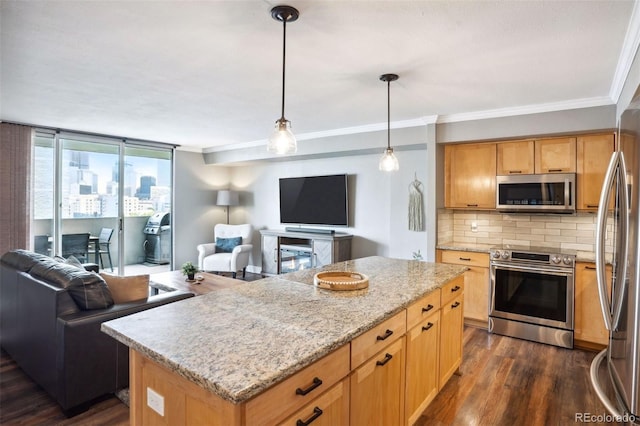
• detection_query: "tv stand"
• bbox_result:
[260,229,353,276]
[284,226,335,235]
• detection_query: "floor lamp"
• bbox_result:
[217,190,239,224]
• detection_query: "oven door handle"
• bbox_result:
[490,263,573,276]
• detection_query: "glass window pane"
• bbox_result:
[60,138,119,218]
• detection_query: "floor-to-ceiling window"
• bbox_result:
[31,130,174,275]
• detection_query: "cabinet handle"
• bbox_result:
[422,304,434,313]
[585,266,597,270]
[548,168,563,172]
[508,170,522,174]
[376,329,393,341]
[296,407,323,426]
[273,247,278,263]
[376,353,393,366]
[451,301,461,309]
[587,204,599,208]
[459,257,471,261]
[466,204,478,207]
[295,377,323,396]
[451,285,461,292]
[422,322,434,332]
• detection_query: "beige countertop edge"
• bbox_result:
[102,257,468,404]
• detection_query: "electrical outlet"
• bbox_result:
[147,387,165,416]
[471,222,478,233]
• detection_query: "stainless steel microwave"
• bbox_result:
[496,173,576,213]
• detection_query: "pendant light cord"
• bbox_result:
[387,79,391,150]
[280,16,287,120]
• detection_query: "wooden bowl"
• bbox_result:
[313,271,369,291]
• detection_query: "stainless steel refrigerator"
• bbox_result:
[590,85,640,424]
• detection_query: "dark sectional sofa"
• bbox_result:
[0,249,193,415]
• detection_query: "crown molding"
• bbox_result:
[610,0,640,103]
[436,97,613,124]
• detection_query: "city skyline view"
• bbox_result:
[33,139,172,220]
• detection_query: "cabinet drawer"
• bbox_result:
[441,275,464,305]
[351,310,406,368]
[245,344,350,426]
[439,250,488,268]
[278,379,349,426]
[407,289,441,330]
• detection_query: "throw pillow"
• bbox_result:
[215,236,242,253]
[100,273,150,304]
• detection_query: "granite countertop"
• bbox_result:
[101,256,467,404]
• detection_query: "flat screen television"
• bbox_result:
[279,174,349,227]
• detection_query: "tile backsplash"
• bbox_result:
[437,209,613,260]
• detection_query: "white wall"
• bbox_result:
[230,149,430,272]
[173,150,231,268]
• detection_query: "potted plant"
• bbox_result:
[181,261,197,281]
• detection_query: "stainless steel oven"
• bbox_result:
[489,247,576,348]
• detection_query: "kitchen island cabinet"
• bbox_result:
[102,257,467,426]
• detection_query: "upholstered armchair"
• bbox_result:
[197,224,253,279]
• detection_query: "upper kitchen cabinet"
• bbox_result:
[576,134,615,211]
[496,140,535,175]
[534,137,576,173]
[444,143,497,209]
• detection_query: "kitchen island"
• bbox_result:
[102,256,467,425]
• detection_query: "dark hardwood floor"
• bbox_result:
[417,327,615,426]
[1,326,614,425]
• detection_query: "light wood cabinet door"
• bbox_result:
[350,337,405,426]
[278,379,349,426]
[405,311,440,426]
[439,293,464,389]
[437,250,488,325]
[463,266,489,323]
[577,134,615,210]
[444,143,497,209]
[575,262,612,347]
[497,140,534,175]
[245,345,350,426]
[534,137,576,173]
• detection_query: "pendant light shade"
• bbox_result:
[379,73,400,172]
[268,5,299,155]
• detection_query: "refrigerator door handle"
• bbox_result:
[590,349,625,418]
[595,152,619,331]
[612,152,630,330]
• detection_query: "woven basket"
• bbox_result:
[313,271,369,291]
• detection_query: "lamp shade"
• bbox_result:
[216,190,239,206]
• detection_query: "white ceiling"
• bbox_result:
[1,1,638,152]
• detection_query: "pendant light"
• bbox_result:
[379,73,400,172]
[267,5,299,155]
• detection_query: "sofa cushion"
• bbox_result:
[30,260,114,310]
[215,237,242,253]
[0,249,50,272]
[100,273,150,303]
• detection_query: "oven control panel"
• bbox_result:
[490,248,575,267]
